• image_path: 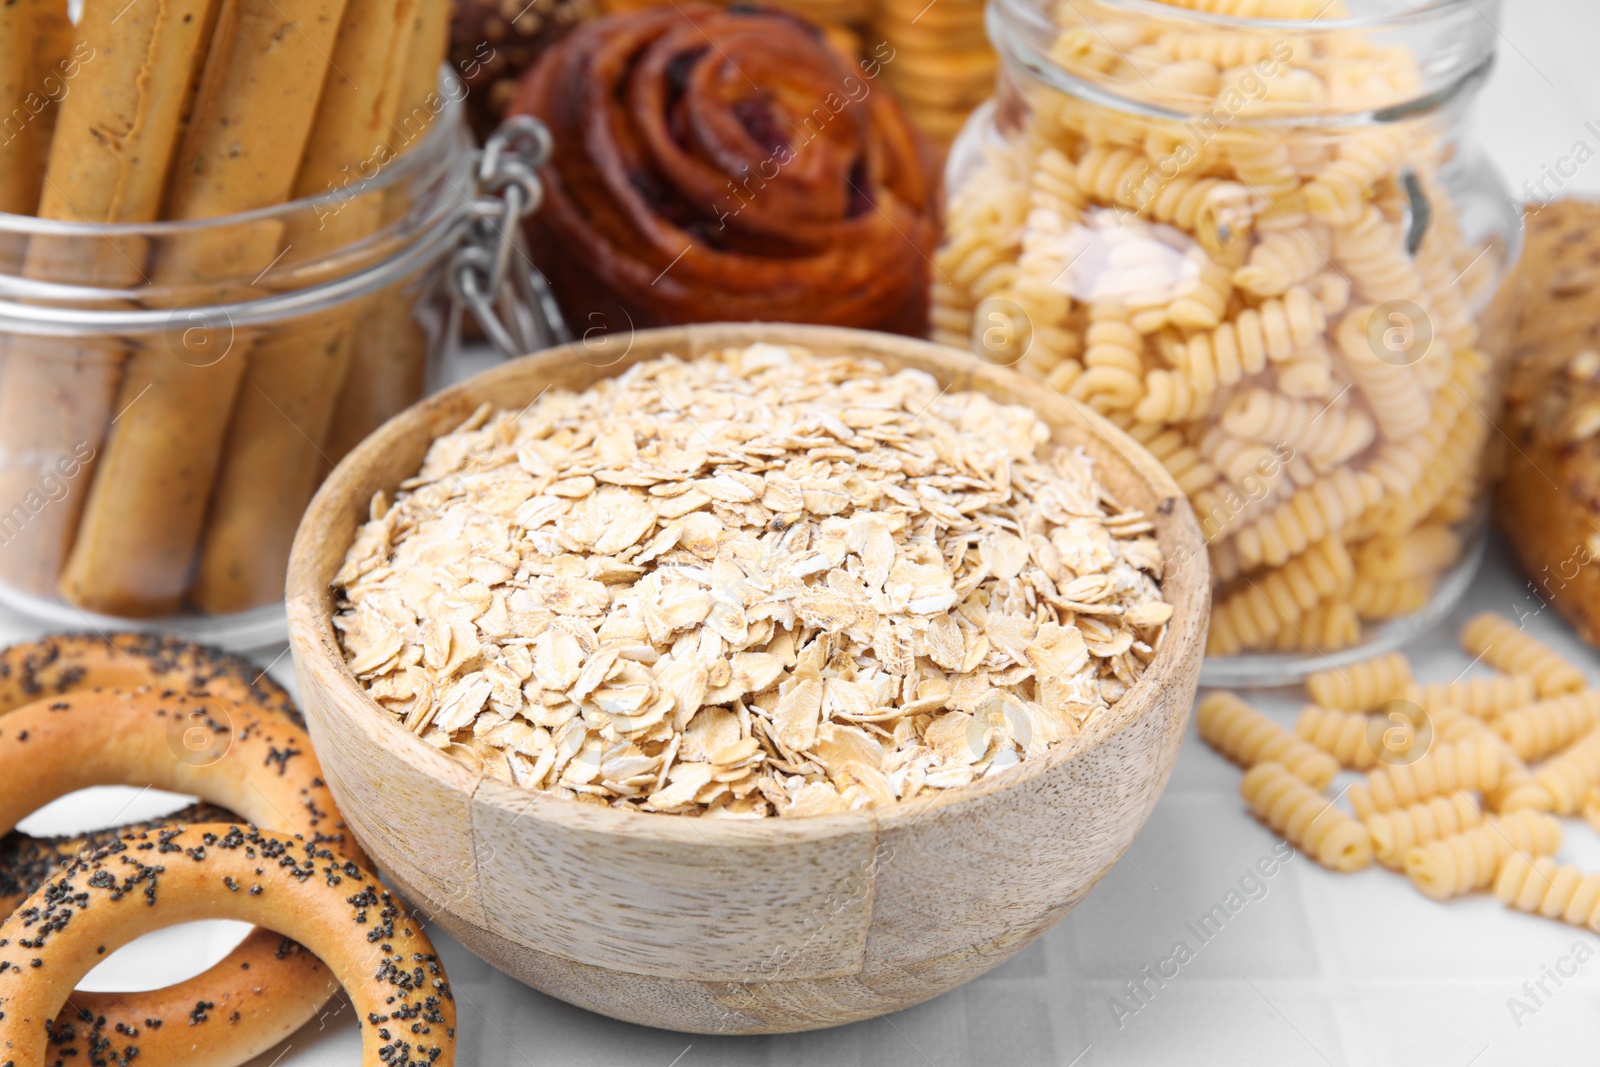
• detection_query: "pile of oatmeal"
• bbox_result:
[333,344,1172,817]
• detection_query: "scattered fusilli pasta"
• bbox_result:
[1364,792,1483,870]
[1494,855,1600,928]
[1493,694,1600,762]
[1197,692,1340,787]
[1200,633,1600,942]
[1307,651,1413,711]
[1403,812,1563,901]
[1240,761,1372,871]
[1349,736,1505,821]
[1461,613,1587,698]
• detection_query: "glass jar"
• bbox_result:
[0,78,559,648]
[935,0,1518,685]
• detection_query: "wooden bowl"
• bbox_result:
[286,323,1209,1034]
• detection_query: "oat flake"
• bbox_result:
[332,344,1171,817]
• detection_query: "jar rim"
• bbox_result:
[0,68,467,239]
[0,69,481,335]
[988,0,1500,125]
[1097,0,1482,32]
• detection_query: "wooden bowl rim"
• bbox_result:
[287,323,1209,848]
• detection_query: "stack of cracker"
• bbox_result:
[874,0,995,145]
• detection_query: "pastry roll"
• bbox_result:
[512,4,938,335]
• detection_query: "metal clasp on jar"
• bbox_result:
[449,116,572,358]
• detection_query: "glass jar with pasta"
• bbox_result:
[934,0,1517,684]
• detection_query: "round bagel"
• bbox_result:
[1,802,236,914]
[0,824,455,1067]
[0,804,333,1065]
[0,688,365,1066]
[42,929,332,1067]
[0,633,301,724]
[0,690,358,857]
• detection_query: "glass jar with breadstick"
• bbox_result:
[934,0,1518,683]
[0,0,567,645]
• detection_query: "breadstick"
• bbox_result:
[26,0,75,170]
[298,0,424,197]
[0,4,43,216]
[398,0,451,136]
[192,0,421,613]
[324,303,432,461]
[0,0,219,601]
[0,0,72,214]
[59,0,350,617]
[34,0,218,227]
[321,0,449,466]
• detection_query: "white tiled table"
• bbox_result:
[17,546,1600,1067]
[13,2,1600,1063]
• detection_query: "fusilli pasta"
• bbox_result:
[1438,720,1546,815]
[1233,223,1329,296]
[935,0,1500,655]
[1494,855,1600,928]
[1404,675,1538,720]
[1334,308,1432,440]
[1347,572,1429,620]
[1232,467,1385,570]
[1348,735,1504,821]
[1295,703,1380,769]
[1197,691,1340,787]
[1354,524,1462,582]
[1221,389,1374,469]
[1270,600,1361,651]
[1502,728,1600,816]
[1240,761,1372,871]
[1363,792,1483,870]
[1306,651,1413,711]
[1206,538,1354,655]
[1403,811,1563,901]
[1071,303,1147,413]
[1493,694,1600,762]
[1461,613,1587,698]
